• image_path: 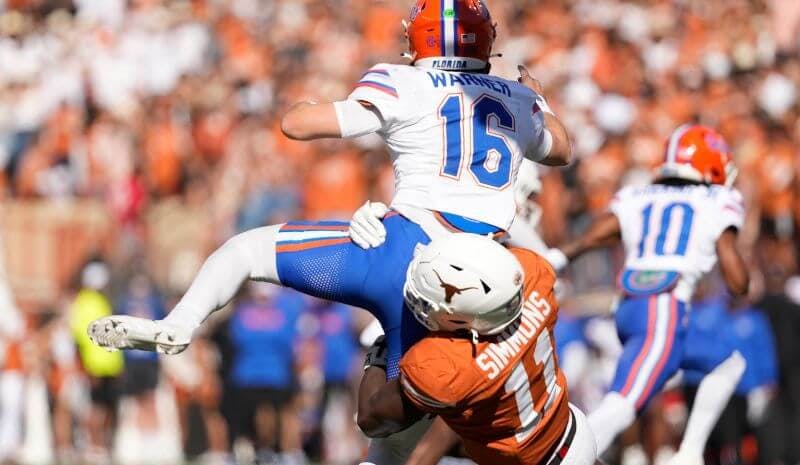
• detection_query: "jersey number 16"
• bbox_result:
[438,94,515,189]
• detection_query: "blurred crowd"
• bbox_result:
[0,0,799,464]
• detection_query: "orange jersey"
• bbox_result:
[399,248,569,465]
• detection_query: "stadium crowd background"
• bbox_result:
[0,0,798,464]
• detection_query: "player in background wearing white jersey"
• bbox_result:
[87,1,571,464]
[543,125,749,465]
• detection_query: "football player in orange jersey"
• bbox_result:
[357,234,597,465]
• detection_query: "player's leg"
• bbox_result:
[89,224,285,353]
[89,214,430,383]
[274,216,430,378]
[667,339,746,465]
[588,293,685,455]
[552,404,597,465]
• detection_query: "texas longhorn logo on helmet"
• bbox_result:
[433,270,477,304]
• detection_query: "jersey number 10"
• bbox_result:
[438,94,515,189]
[637,202,695,257]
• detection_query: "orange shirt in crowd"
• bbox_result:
[302,150,367,220]
[758,141,797,220]
[144,122,184,196]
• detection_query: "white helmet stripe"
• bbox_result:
[442,0,456,56]
[666,124,691,163]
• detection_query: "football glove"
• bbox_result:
[363,335,388,371]
[349,201,389,249]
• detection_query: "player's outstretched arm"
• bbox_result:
[546,212,621,272]
[716,228,749,296]
[517,66,572,167]
[281,100,384,141]
[281,102,341,140]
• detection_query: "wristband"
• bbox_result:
[535,94,554,116]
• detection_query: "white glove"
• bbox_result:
[349,201,389,249]
[544,248,569,273]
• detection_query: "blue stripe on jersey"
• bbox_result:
[356,80,398,97]
[283,221,349,228]
[361,69,390,79]
[438,211,503,234]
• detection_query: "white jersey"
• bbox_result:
[348,63,551,231]
[610,184,745,302]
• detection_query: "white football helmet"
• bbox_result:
[515,159,543,227]
[404,234,524,336]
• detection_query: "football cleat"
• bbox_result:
[87,315,191,355]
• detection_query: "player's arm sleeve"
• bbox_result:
[607,187,631,220]
[333,99,384,138]
[399,346,463,414]
[713,188,745,236]
[524,102,553,162]
[346,65,405,130]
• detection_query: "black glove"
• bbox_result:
[364,335,388,371]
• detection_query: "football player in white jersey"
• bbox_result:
[543,125,749,465]
[87,1,571,464]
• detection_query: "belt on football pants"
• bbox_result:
[544,408,577,465]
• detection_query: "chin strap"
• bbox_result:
[470,329,479,345]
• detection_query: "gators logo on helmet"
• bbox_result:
[657,125,737,187]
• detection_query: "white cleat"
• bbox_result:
[87,315,191,355]
[663,450,704,465]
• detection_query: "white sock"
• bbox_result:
[588,392,636,456]
[163,225,282,332]
[678,351,746,456]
